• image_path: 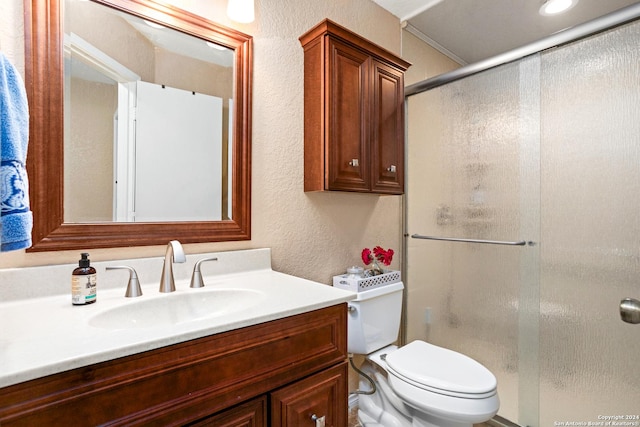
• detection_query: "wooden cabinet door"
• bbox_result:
[370,59,405,194]
[188,396,266,427]
[270,362,347,427]
[326,38,371,192]
[300,20,409,194]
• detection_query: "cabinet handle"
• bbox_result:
[348,159,359,167]
[387,165,397,173]
[311,414,326,427]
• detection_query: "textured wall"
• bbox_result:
[0,0,24,75]
[0,0,403,287]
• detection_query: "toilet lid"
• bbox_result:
[385,340,497,395]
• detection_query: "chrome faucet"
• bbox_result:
[159,240,186,293]
[106,265,143,298]
[190,257,219,288]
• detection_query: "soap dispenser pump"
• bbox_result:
[71,252,97,305]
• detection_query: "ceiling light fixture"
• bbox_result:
[539,0,579,16]
[227,0,255,23]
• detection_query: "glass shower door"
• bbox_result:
[538,20,640,425]
[405,18,640,426]
[405,55,541,425]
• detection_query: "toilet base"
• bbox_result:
[355,360,479,427]
[358,400,474,427]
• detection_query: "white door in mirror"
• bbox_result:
[130,81,222,222]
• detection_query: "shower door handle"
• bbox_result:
[620,298,640,324]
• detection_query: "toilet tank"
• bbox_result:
[347,282,404,354]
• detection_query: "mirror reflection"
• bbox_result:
[64,0,234,223]
[25,0,252,252]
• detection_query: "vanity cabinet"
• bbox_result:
[0,305,347,427]
[188,396,267,426]
[299,19,411,195]
[271,363,347,426]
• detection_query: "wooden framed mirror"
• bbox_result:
[24,0,252,251]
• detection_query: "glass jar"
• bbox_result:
[346,266,364,279]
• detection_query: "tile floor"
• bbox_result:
[348,404,359,426]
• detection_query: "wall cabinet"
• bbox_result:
[299,19,411,195]
[0,305,347,427]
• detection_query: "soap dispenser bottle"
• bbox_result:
[72,252,97,305]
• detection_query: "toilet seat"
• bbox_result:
[384,340,497,399]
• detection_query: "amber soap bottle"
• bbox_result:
[71,253,97,305]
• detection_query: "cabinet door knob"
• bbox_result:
[387,165,397,173]
[348,159,359,167]
[311,414,326,427]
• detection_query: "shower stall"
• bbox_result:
[404,7,640,427]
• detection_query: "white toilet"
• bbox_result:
[347,281,499,427]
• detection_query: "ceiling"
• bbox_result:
[372,0,640,64]
[123,16,235,68]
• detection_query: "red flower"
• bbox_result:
[361,248,372,265]
[362,246,394,267]
[373,246,394,266]
[382,249,394,266]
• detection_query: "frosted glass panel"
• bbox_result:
[406,17,640,427]
[539,21,640,424]
[406,56,541,425]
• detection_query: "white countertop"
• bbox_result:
[0,249,355,388]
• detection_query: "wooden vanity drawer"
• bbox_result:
[187,395,267,427]
[0,304,347,426]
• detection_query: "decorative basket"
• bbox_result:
[332,270,401,292]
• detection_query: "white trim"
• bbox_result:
[401,21,467,66]
[64,32,140,83]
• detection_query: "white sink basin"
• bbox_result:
[89,288,265,330]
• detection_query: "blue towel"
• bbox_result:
[0,52,32,251]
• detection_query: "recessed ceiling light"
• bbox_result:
[539,0,579,16]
